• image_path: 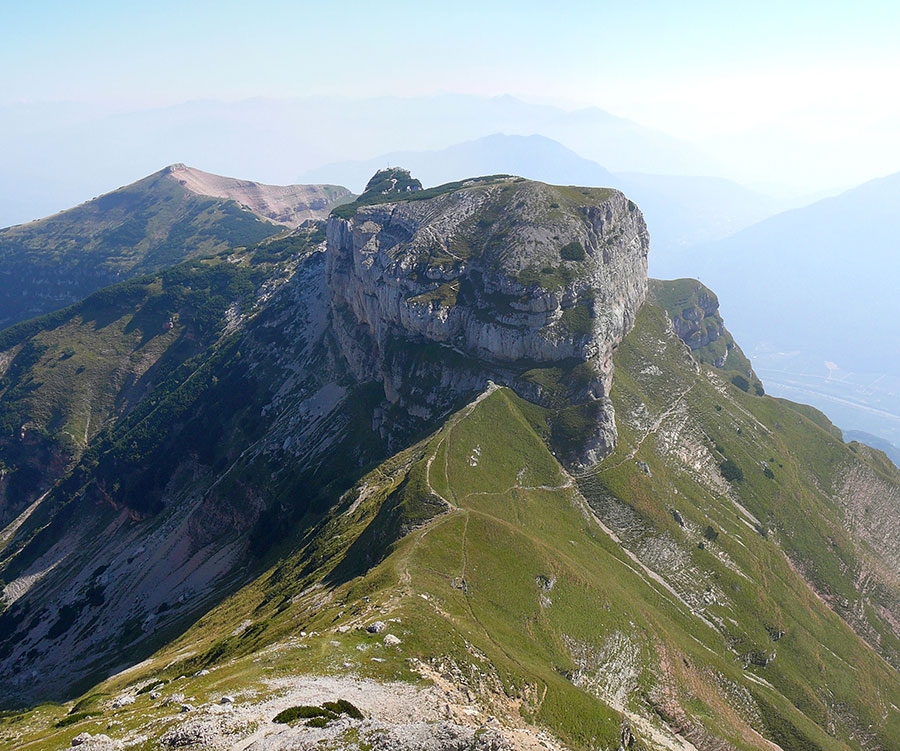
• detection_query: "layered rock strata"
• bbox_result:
[326,177,649,465]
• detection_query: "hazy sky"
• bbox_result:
[4,0,900,193]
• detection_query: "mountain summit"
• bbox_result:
[163,163,352,228]
[0,166,352,329]
[328,175,648,466]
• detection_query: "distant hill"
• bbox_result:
[164,164,352,228]
[673,170,900,372]
[616,171,784,267]
[0,228,324,527]
[300,133,785,262]
[0,165,351,329]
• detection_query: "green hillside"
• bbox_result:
[7,295,900,750]
[0,168,285,329]
[2,173,900,750]
[0,227,323,527]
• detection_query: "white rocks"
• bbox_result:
[383,634,402,646]
[326,180,648,468]
[69,734,118,750]
[367,621,387,633]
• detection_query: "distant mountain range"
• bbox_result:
[0,94,718,228]
[299,133,618,195]
[666,170,900,445]
[300,133,786,259]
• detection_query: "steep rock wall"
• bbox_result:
[326,178,649,465]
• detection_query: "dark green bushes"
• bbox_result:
[325,699,364,719]
[720,458,744,483]
[731,374,750,392]
[703,525,719,542]
[55,711,101,727]
[560,241,585,261]
[273,699,364,726]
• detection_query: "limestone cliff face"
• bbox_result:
[648,278,761,392]
[326,177,649,465]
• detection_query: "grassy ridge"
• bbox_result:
[0,170,284,330]
[588,302,900,749]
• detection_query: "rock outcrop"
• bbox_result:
[648,278,762,391]
[326,176,649,465]
[665,285,724,352]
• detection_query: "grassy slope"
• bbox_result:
[586,303,900,749]
[6,303,900,750]
[0,170,284,329]
[0,228,320,532]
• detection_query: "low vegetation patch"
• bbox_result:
[517,263,577,291]
[331,174,512,218]
[273,699,364,726]
[55,711,101,728]
[719,457,744,483]
[731,374,750,392]
[560,241,585,261]
[324,699,364,719]
[560,304,593,335]
[273,705,334,724]
[136,679,168,695]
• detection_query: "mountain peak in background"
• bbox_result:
[162,163,352,228]
[298,133,615,194]
[0,165,352,330]
[301,133,787,259]
[0,94,720,229]
[668,169,900,447]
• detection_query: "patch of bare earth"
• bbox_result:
[166,165,351,228]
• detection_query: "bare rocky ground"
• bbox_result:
[60,671,568,751]
[167,164,352,227]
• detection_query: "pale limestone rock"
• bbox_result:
[326,178,648,466]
